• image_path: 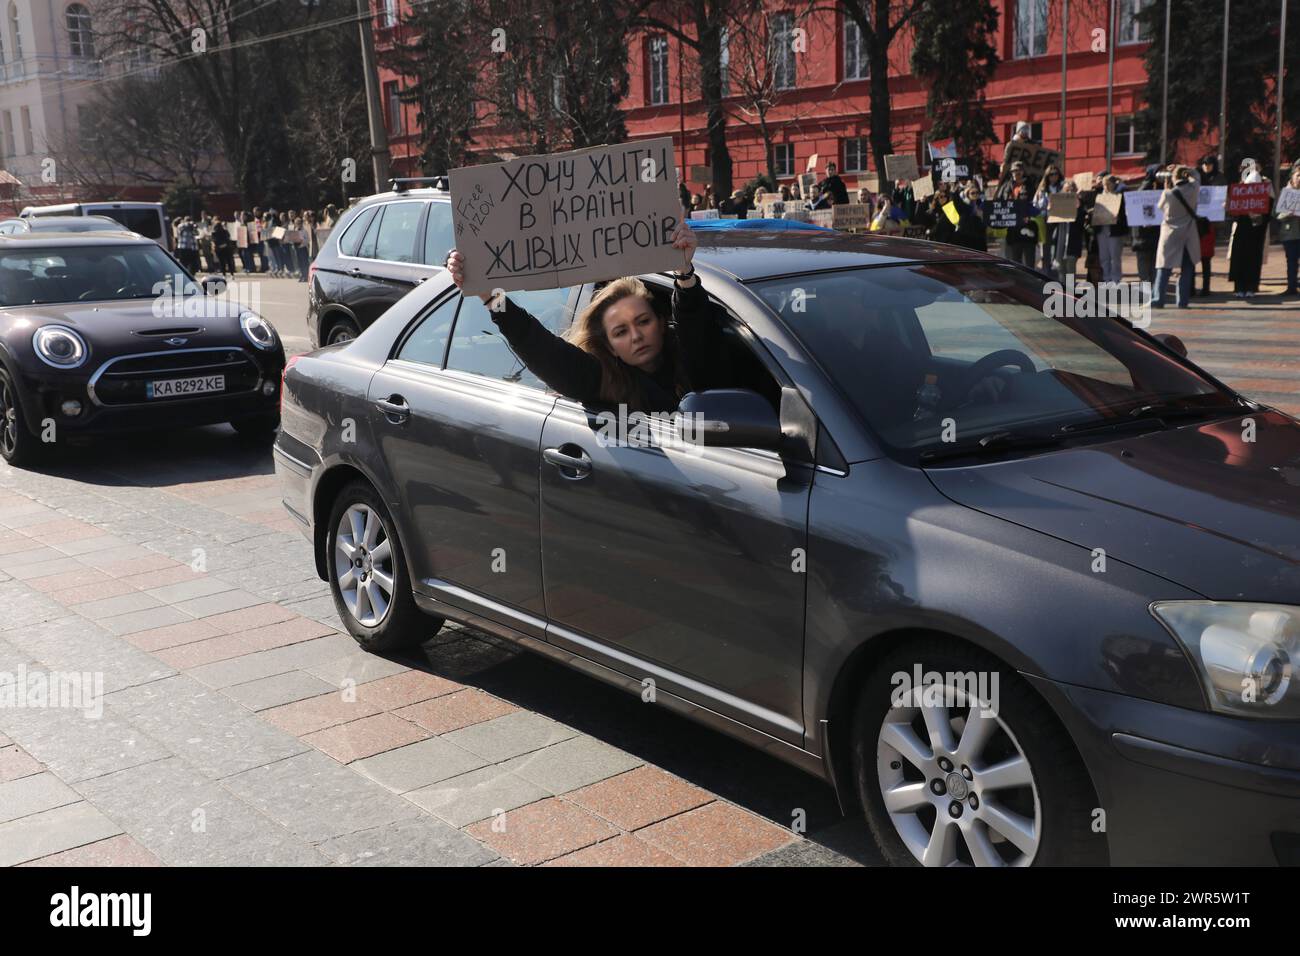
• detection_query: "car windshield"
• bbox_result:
[752,262,1240,460]
[0,245,188,306]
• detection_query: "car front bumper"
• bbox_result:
[1030,675,1300,865]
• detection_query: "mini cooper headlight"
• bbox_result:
[239,310,278,350]
[33,325,87,369]
[1152,602,1300,718]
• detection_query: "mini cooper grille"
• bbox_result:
[90,349,260,405]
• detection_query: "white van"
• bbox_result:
[19,201,171,251]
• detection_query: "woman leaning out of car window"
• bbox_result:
[446,221,726,414]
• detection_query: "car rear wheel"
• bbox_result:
[325,481,440,652]
[324,316,360,346]
[0,369,45,468]
[851,637,1105,867]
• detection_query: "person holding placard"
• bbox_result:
[1153,165,1200,309]
[1131,165,1162,285]
[445,221,726,414]
[1195,155,1224,295]
[1228,159,1273,299]
[1033,165,1065,277]
[1093,175,1128,284]
[1276,164,1300,295]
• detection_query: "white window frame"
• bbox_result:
[1013,0,1048,59]
[772,143,794,177]
[1113,114,1142,156]
[770,13,796,91]
[842,137,868,172]
[843,15,867,81]
[648,35,670,106]
[1118,0,1152,45]
[66,4,94,59]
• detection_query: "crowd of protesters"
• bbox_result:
[170,205,342,282]
[678,119,1300,307]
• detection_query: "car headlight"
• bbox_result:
[240,311,278,350]
[1152,601,1300,718]
[33,325,87,369]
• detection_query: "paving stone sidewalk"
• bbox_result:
[0,437,869,867]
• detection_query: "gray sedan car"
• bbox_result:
[274,229,1300,866]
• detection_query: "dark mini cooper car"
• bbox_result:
[276,229,1300,866]
[0,232,284,466]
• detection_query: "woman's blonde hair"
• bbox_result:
[564,276,690,409]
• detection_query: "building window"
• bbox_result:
[9,2,22,64]
[770,13,796,90]
[648,35,669,106]
[1009,120,1044,143]
[1118,0,1152,44]
[380,0,397,28]
[718,26,729,97]
[842,137,869,172]
[2,111,13,157]
[1113,114,1144,155]
[384,81,402,134]
[1013,0,1047,58]
[20,104,31,153]
[843,15,867,80]
[772,143,794,177]
[66,4,94,58]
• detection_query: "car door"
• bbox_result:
[538,282,813,746]
[342,200,428,332]
[367,283,578,637]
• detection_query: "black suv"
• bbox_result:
[307,178,454,347]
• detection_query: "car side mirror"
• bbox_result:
[200,274,227,296]
[677,388,782,450]
[1153,332,1187,358]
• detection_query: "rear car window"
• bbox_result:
[446,287,573,388]
[94,209,162,239]
[336,207,377,257]
[373,202,423,263]
[396,294,457,366]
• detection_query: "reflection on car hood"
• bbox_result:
[7,297,248,336]
[924,410,1300,602]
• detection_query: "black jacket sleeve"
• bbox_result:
[671,277,731,392]
[489,296,604,404]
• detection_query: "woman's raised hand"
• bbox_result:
[446,249,467,289]
[671,219,697,270]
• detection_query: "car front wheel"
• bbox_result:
[325,481,440,652]
[852,637,1106,867]
[324,317,360,346]
[0,369,45,468]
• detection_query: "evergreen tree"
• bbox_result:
[909,0,1000,167]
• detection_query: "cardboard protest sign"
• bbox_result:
[689,164,712,182]
[810,209,834,228]
[911,175,935,200]
[831,203,869,230]
[987,199,1022,229]
[1047,192,1080,223]
[884,154,919,183]
[806,153,819,173]
[1072,171,1097,191]
[1000,141,1060,181]
[1226,182,1272,217]
[936,157,970,183]
[690,209,719,219]
[858,172,880,192]
[798,171,817,200]
[1125,189,1164,227]
[1276,187,1300,216]
[1197,185,1227,221]
[1091,192,1122,226]
[449,136,681,296]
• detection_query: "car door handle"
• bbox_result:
[375,395,410,423]
[348,266,362,275]
[543,445,592,479]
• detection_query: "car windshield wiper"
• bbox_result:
[919,429,1066,465]
[1124,400,1244,423]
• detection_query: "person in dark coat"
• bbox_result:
[817,161,850,205]
[1228,158,1273,299]
[1131,165,1162,285]
[1195,155,1224,295]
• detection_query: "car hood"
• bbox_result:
[11,296,247,335]
[924,410,1300,602]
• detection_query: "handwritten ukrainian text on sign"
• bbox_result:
[449,137,682,296]
[1226,182,1272,217]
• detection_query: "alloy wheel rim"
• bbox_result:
[329,327,354,345]
[0,382,16,456]
[877,681,1041,867]
[333,503,394,627]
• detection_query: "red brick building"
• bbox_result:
[375,0,1201,189]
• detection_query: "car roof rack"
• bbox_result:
[390,176,448,193]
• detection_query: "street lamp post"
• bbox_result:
[1060,0,1068,164]
[1275,0,1288,180]
[1160,0,1170,164]
[1105,0,1117,171]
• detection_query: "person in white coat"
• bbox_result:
[1152,165,1201,308]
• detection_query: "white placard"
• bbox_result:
[690,209,719,220]
[1126,189,1164,227]
[1275,187,1300,216]
[1197,185,1228,222]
